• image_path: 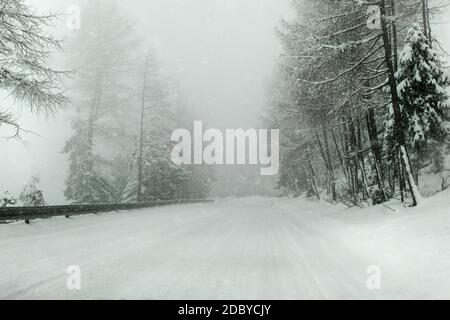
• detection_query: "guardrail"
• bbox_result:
[0,199,214,224]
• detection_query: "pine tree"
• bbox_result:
[64,124,115,204]
[122,49,182,202]
[394,24,449,172]
[1,191,17,208]
[19,175,46,206]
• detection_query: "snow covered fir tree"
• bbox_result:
[1,192,17,208]
[389,24,450,178]
[19,176,46,207]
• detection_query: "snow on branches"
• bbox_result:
[0,0,67,135]
[386,24,450,165]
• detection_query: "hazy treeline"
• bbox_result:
[3,0,450,207]
[63,1,214,204]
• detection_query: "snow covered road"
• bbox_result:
[1,195,450,300]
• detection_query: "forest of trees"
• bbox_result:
[2,0,450,207]
[267,0,450,207]
[63,1,214,204]
[1,0,214,205]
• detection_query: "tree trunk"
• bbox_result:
[426,0,432,43]
[306,149,320,200]
[365,107,387,201]
[137,51,151,202]
[421,0,429,40]
[390,0,399,71]
[357,156,370,200]
[331,128,349,184]
[380,0,420,206]
[87,68,103,171]
[348,113,361,198]
[315,129,337,201]
[322,125,337,201]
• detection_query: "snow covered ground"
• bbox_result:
[1,191,450,300]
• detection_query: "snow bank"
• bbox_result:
[276,189,450,299]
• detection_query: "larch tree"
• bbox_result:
[120,49,211,202]
[121,49,181,202]
[64,0,137,204]
[0,0,66,138]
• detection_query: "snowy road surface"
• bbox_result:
[1,194,450,300]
